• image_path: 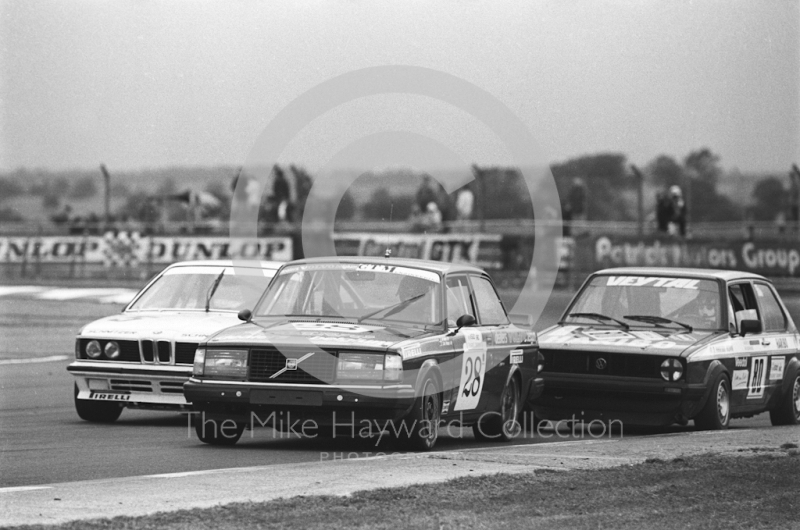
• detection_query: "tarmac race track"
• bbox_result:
[0,290,787,489]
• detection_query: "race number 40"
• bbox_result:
[454,342,487,411]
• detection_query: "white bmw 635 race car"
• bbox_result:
[67,260,280,422]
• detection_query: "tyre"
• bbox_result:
[694,373,730,430]
[398,374,441,451]
[73,383,122,423]
[473,376,522,442]
[194,414,245,445]
[770,372,800,426]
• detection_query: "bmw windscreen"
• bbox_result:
[128,266,269,312]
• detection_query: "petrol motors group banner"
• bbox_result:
[0,235,294,266]
[589,235,800,277]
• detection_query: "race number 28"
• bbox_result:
[454,345,487,411]
[462,356,482,397]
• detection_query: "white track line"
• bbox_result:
[97,293,137,304]
[36,288,135,301]
[0,355,70,366]
[0,486,53,493]
[466,453,629,460]
[0,286,48,297]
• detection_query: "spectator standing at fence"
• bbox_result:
[656,190,671,233]
[567,177,588,222]
[50,205,72,227]
[415,175,441,214]
[272,166,291,222]
[667,185,687,237]
[455,187,474,221]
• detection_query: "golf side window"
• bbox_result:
[753,282,787,333]
[728,282,761,334]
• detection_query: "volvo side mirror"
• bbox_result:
[456,314,476,330]
[237,309,252,322]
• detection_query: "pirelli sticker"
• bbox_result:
[88,392,130,402]
[401,343,423,360]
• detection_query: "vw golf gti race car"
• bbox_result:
[68,260,280,422]
[532,267,800,430]
[184,257,543,450]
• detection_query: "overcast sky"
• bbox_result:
[1,0,798,174]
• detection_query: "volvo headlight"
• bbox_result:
[204,349,248,380]
[384,354,403,382]
[85,340,102,359]
[104,341,121,360]
[337,353,403,382]
[660,358,683,382]
[193,348,206,377]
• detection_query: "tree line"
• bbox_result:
[0,150,794,226]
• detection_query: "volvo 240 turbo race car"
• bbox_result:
[184,257,543,450]
[532,267,800,429]
[68,260,280,422]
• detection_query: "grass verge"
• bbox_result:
[7,451,800,530]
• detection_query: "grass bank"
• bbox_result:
[8,447,800,530]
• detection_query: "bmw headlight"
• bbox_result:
[660,358,683,382]
[86,340,102,359]
[104,341,121,360]
[204,349,248,380]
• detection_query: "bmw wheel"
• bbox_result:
[73,383,122,423]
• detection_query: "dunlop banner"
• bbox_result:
[591,236,800,277]
[0,235,294,266]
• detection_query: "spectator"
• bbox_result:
[775,211,787,235]
[422,202,443,232]
[415,175,440,214]
[50,205,72,226]
[668,185,687,237]
[567,177,587,221]
[656,190,672,233]
[455,188,474,221]
[409,201,443,233]
[271,166,291,222]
